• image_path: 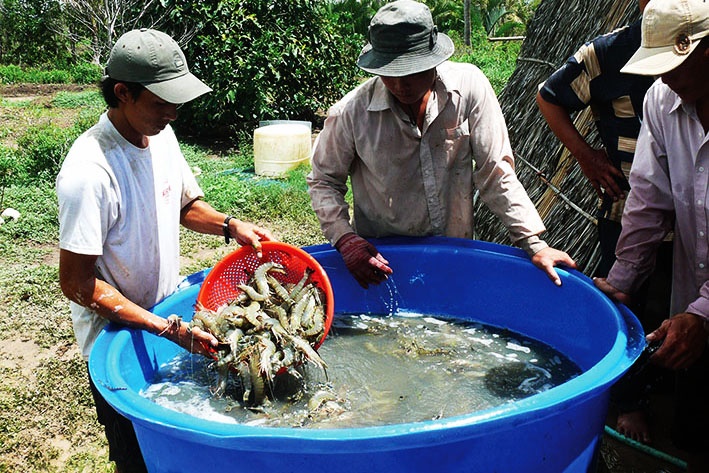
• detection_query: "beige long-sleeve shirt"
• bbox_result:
[307,61,547,256]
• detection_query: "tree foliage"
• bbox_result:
[0,0,538,138]
[161,0,363,136]
[59,0,176,65]
[0,0,71,66]
[320,0,386,37]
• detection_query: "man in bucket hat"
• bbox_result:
[594,0,709,470]
[308,0,576,289]
[57,29,273,472]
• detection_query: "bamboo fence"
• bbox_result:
[473,0,641,275]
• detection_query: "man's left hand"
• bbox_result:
[530,247,577,286]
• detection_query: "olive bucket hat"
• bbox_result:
[356,0,454,77]
[105,28,212,104]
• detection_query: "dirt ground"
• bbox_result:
[0,83,92,98]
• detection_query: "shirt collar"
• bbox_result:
[669,92,684,114]
[671,93,703,122]
[367,78,393,112]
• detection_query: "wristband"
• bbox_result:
[223,215,236,244]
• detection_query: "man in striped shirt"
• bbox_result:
[536,0,671,445]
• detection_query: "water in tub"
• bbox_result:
[141,312,582,428]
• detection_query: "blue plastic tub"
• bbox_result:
[89,237,644,473]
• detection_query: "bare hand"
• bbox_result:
[232,220,275,258]
[593,277,633,306]
[158,314,218,358]
[530,247,577,286]
[646,313,707,370]
[575,147,627,200]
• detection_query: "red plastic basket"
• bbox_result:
[196,241,334,349]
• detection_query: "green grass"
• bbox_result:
[0,63,102,85]
[452,37,522,95]
[51,90,103,108]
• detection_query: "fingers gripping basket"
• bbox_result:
[196,241,334,349]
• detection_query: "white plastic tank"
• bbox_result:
[253,123,312,177]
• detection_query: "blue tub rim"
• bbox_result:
[89,236,645,448]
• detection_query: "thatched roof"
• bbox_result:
[473,0,640,274]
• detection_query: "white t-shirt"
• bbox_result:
[57,112,204,360]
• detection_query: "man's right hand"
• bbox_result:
[647,313,708,370]
[576,147,627,201]
[335,233,393,289]
[158,314,218,358]
[593,277,633,306]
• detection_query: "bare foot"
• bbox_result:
[616,410,651,444]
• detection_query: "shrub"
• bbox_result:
[0,145,20,208]
[449,28,521,95]
[161,0,362,138]
[34,68,72,84]
[3,91,103,187]
[69,63,103,84]
[0,64,24,84]
[15,124,76,182]
[0,184,59,244]
[51,90,103,109]
[0,63,100,85]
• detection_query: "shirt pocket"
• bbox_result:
[442,120,471,170]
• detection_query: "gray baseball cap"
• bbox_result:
[356,0,454,77]
[105,28,212,104]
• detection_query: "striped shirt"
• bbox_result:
[539,20,654,222]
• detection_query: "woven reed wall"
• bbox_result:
[473,0,641,275]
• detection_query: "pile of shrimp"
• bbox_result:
[189,261,328,406]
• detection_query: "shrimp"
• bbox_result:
[253,261,286,300]
[289,268,314,303]
[191,305,221,335]
[237,283,267,302]
[257,335,277,378]
[242,300,264,328]
[289,287,312,333]
[307,389,337,411]
[266,274,294,307]
[303,305,325,339]
[284,332,328,370]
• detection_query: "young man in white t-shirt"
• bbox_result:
[56,29,274,472]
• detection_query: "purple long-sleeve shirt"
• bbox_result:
[607,79,709,321]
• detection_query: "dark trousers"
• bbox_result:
[597,219,673,412]
[87,364,148,473]
[672,346,709,453]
